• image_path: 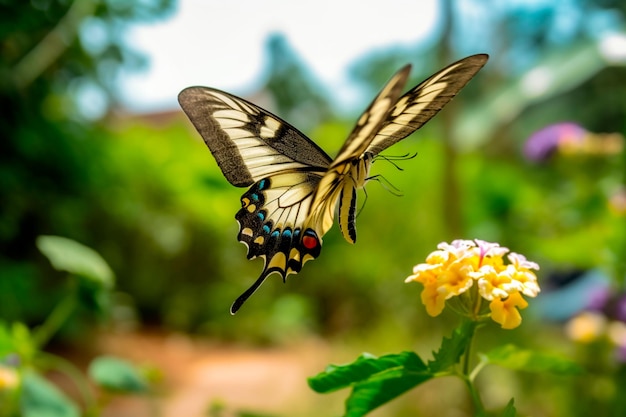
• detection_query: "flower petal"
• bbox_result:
[489,292,528,329]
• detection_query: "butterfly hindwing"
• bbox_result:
[233,174,323,313]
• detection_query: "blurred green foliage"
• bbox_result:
[1,1,626,415]
[2,0,626,340]
[1,236,151,417]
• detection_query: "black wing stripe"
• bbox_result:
[178,87,332,187]
[365,54,488,156]
[330,65,411,167]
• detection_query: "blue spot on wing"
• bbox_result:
[263,225,271,234]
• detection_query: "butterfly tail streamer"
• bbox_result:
[230,270,272,314]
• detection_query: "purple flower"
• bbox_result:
[615,296,626,323]
[585,288,626,323]
[524,122,587,162]
[587,287,611,311]
[616,343,626,363]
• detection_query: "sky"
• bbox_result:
[116,0,440,113]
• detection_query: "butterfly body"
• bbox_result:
[178,54,489,313]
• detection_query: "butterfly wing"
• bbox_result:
[178,55,489,313]
[304,65,412,243]
[310,54,489,244]
[365,53,489,156]
[232,171,324,314]
[178,88,332,313]
[178,87,332,186]
[330,64,412,167]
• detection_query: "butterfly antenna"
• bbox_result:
[373,152,418,171]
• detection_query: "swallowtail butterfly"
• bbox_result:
[178,54,488,313]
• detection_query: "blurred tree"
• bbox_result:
[261,33,333,131]
[0,0,175,324]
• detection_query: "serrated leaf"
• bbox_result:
[21,370,79,417]
[428,320,477,373]
[501,398,517,417]
[88,356,148,393]
[308,351,432,417]
[36,235,114,288]
[308,351,428,393]
[482,344,583,375]
[344,371,432,417]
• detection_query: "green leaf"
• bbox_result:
[0,322,36,363]
[482,344,583,375]
[308,351,432,417]
[88,355,148,393]
[428,320,477,373]
[500,398,517,417]
[36,235,114,288]
[20,370,79,417]
[309,351,427,392]
[343,373,432,417]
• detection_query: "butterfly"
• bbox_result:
[178,53,488,314]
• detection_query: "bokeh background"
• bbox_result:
[2,0,626,416]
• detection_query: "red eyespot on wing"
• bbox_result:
[302,233,319,250]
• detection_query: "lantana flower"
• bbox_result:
[566,288,626,362]
[0,364,19,391]
[405,239,540,329]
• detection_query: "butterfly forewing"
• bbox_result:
[330,65,412,168]
[178,87,332,186]
[365,54,489,156]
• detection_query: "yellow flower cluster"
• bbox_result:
[0,365,19,390]
[405,239,540,329]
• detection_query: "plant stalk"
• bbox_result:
[33,288,77,349]
[460,321,485,415]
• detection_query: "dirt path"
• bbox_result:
[95,330,343,417]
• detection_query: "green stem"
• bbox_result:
[33,286,77,349]
[462,320,477,375]
[463,375,486,417]
[460,321,486,415]
[469,359,487,383]
[37,352,97,413]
